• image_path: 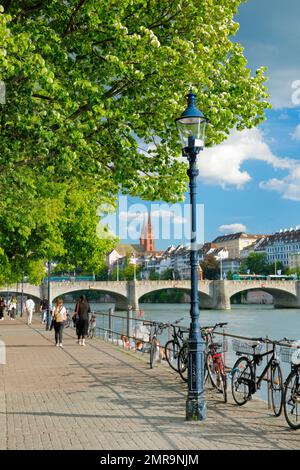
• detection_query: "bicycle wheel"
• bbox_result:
[206,352,218,389]
[283,371,300,430]
[231,356,254,406]
[270,362,283,417]
[165,340,180,372]
[178,344,188,382]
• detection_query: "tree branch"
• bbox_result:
[63,0,87,37]
[32,93,54,101]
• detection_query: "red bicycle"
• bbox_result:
[177,322,228,403]
[203,323,228,403]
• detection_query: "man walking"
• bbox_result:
[25,297,35,325]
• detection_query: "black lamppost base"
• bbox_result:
[186,395,206,421]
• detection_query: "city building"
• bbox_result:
[240,236,269,259]
[212,232,263,259]
[106,212,156,273]
[220,258,241,277]
[258,226,300,267]
[289,252,300,270]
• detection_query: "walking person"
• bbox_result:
[52,297,67,348]
[0,297,5,320]
[76,295,90,346]
[25,297,35,325]
[8,296,17,320]
[40,296,48,324]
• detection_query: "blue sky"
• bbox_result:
[112,0,300,249]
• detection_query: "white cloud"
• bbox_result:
[218,223,247,234]
[198,127,294,188]
[291,124,300,141]
[259,165,300,201]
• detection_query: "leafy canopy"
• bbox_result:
[0,0,270,282]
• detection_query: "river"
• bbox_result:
[66,302,300,341]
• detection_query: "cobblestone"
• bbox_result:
[0,316,299,449]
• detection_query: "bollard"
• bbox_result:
[108,307,114,341]
[127,306,133,340]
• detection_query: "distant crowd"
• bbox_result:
[0,295,97,348]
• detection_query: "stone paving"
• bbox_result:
[0,316,299,450]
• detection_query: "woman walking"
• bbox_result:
[0,297,5,320]
[76,295,90,346]
[52,297,67,348]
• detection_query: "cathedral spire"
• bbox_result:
[140,211,155,254]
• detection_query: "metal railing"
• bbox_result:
[87,309,300,410]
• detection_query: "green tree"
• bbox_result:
[241,253,268,275]
[202,254,219,280]
[0,1,270,281]
[148,269,159,280]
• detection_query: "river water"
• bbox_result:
[67,302,300,341]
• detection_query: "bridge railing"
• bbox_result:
[86,309,299,410]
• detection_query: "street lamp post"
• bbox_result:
[46,261,51,330]
[20,272,24,317]
[175,89,209,421]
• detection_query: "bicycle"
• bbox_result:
[164,318,188,372]
[281,340,300,429]
[149,321,168,369]
[177,322,228,401]
[231,337,284,417]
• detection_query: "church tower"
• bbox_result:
[140,212,155,254]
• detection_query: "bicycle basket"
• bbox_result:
[280,344,300,364]
[232,339,263,355]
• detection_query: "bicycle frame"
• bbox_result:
[242,348,278,393]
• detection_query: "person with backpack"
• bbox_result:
[75,295,91,346]
[52,297,67,348]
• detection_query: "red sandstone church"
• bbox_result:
[106,212,159,272]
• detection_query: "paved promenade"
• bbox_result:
[0,317,299,450]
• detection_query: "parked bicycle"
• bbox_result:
[231,337,284,417]
[202,323,228,402]
[280,340,300,429]
[177,322,228,403]
[164,318,188,372]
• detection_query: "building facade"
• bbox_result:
[259,227,300,267]
[289,252,300,270]
[212,232,263,259]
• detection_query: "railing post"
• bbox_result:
[223,328,227,368]
[266,335,271,409]
[108,307,114,341]
[127,306,133,340]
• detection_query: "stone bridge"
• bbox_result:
[1,279,300,310]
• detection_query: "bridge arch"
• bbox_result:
[138,286,214,309]
[228,283,299,309]
[51,283,129,310]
